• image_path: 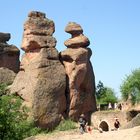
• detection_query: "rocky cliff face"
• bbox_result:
[0,32,20,73]
[10,11,66,129]
[60,22,97,122]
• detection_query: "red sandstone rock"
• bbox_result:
[65,22,83,35]
[0,67,16,84]
[0,33,20,73]
[64,22,90,48]
[21,11,56,51]
[64,34,90,48]
[10,11,66,129]
[22,34,56,51]
[60,22,97,122]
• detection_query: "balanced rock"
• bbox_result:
[64,22,90,48]
[60,22,97,122]
[0,32,20,73]
[0,32,10,43]
[10,11,66,129]
[65,22,83,35]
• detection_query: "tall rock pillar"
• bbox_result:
[10,11,66,129]
[60,22,97,123]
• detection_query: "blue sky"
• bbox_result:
[0,0,140,97]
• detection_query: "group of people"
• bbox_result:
[78,114,120,134]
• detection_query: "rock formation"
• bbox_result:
[0,67,16,84]
[60,22,97,122]
[10,11,66,129]
[123,113,140,129]
[0,32,20,73]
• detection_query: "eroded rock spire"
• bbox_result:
[60,22,97,123]
[11,11,66,129]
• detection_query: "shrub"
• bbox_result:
[55,119,77,131]
[0,93,41,140]
[0,83,8,96]
[0,84,77,139]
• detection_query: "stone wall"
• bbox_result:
[91,111,128,131]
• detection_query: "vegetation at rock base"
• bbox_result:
[0,83,8,96]
[120,68,140,104]
[0,84,41,140]
[0,84,77,140]
[55,119,77,131]
[96,81,118,104]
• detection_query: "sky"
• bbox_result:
[0,0,140,98]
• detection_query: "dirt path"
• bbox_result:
[26,126,140,140]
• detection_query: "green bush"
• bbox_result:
[55,119,76,131]
[0,93,41,140]
[0,84,77,139]
[0,83,8,96]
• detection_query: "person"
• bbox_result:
[114,103,117,109]
[117,103,122,110]
[114,117,120,130]
[108,102,112,110]
[98,127,103,133]
[87,126,92,134]
[79,114,87,134]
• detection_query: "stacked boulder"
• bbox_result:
[0,32,20,84]
[60,22,97,122]
[0,32,20,73]
[10,11,66,129]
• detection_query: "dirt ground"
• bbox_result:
[26,126,140,140]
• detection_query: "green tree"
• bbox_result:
[96,81,106,101]
[100,87,118,104]
[120,68,140,104]
[96,81,118,104]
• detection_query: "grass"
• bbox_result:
[97,110,121,114]
[37,119,77,137]
[55,119,77,131]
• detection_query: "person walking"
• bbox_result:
[79,114,87,134]
[114,117,120,130]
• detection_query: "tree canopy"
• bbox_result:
[96,81,118,104]
[120,68,140,104]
